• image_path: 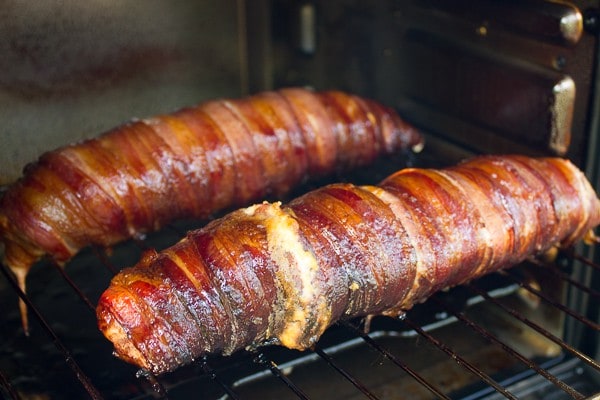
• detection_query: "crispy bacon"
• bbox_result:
[97,155,600,374]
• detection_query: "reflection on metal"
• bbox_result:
[550,76,576,155]
[416,0,584,47]
[559,5,584,44]
[297,3,317,55]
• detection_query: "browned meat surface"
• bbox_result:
[97,155,600,374]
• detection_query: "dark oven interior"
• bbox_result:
[1,1,600,399]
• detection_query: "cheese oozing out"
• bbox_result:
[243,202,332,349]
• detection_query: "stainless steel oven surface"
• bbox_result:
[1,1,600,399]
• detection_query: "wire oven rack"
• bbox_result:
[1,223,599,400]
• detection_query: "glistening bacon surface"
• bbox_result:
[97,155,600,374]
[0,88,423,281]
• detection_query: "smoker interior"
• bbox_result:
[1,1,600,399]
[2,151,600,400]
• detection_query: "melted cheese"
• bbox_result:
[243,202,331,349]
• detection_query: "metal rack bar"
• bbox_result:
[50,261,96,311]
[314,345,380,400]
[201,358,241,400]
[0,369,20,400]
[402,317,518,400]
[573,253,600,272]
[465,283,600,372]
[0,264,104,400]
[529,260,600,299]
[432,296,586,399]
[341,320,452,400]
[93,247,119,275]
[499,270,600,330]
[132,369,170,399]
[253,352,310,400]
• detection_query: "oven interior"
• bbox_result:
[1,1,600,399]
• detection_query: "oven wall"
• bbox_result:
[0,0,245,186]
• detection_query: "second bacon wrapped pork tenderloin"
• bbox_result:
[0,88,422,303]
[97,155,600,375]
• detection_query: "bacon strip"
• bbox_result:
[97,155,600,374]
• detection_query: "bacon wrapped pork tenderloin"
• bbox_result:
[0,88,423,300]
[97,155,600,374]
